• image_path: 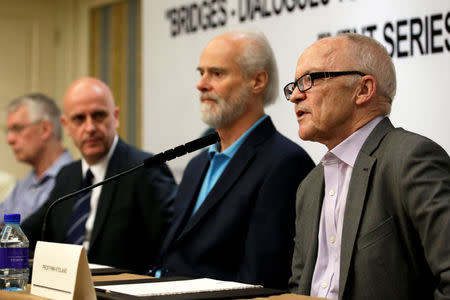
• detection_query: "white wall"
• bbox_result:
[143,0,450,180]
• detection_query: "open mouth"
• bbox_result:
[296,110,306,118]
[295,105,309,119]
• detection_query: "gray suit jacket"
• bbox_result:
[289,118,450,299]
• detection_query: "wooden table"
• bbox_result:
[0,273,324,299]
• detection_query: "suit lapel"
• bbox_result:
[56,162,83,241]
[339,118,394,299]
[299,165,325,292]
[89,141,123,248]
[160,153,210,254]
[176,117,276,242]
[339,152,375,298]
[181,142,257,236]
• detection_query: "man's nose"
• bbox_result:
[289,86,306,103]
[196,75,211,92]
[6,131,16,145]
[84,116,96,132]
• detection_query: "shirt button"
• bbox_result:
[321,282,328,289]
[330,236,336,244]
[329,189,335,196]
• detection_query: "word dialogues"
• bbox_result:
[165,0,335,37]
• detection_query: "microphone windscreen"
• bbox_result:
[184,132,220,153]
[143,131,220,167]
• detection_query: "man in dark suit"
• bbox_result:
[286,33,450,299]
[22,77,177,274]
[151,30,315,289]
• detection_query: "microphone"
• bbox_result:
[40,132,220,241]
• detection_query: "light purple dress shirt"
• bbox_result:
[0,151,73,223]
[310,116,383,299]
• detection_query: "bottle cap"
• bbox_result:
[4,214,20,223]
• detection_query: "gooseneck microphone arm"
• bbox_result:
[40,132,220,241]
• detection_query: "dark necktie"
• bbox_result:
[65,169,94,245]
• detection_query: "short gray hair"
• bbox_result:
[339,33,397,114]
[233,30,279,107]
[7,93,63,140]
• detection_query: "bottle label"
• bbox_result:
[0,248,29,269]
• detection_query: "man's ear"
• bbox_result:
[61,115,71,137]
[355,75,376,105]
[250,70,268,94]
[40,120,53,141]
[113,107,120,129]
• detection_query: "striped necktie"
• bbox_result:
[65,169,94,245]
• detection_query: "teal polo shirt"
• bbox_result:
[191,115,268,216]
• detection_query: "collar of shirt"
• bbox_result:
[30,150,73,187]
[207,114,268,161]
[323,116,384,167]
[81,135,119,183]
[189,115,269,217]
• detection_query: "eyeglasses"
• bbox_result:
[5,120,42,135]
[283,71,366,101]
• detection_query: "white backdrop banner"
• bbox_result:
[142,0,450,179]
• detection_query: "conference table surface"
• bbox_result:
[0,273,325,300]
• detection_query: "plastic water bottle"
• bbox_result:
[0,214,29,291]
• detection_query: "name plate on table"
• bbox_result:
[30,241,96,300]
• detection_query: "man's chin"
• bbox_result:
[298,128,314,142]
[201,113,224,128]
[82,148,106,163]
[200,102,217,114]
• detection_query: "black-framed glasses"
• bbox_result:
[283,71,366,101]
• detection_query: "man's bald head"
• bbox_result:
[61,77,119,165]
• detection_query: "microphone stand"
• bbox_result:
[40,132,220,241]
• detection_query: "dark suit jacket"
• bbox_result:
[155,117,315,289]
[22,139,177,274]
[289,118,450,299]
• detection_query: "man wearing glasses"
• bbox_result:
[287,33,450,299]
[1,93,72,222]
[151,30,314,289]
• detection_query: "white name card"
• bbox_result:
[30,241,96,300]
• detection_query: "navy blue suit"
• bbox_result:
[155,117,315,289]
[22,139,177,273]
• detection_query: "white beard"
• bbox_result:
[200,87,250,129]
